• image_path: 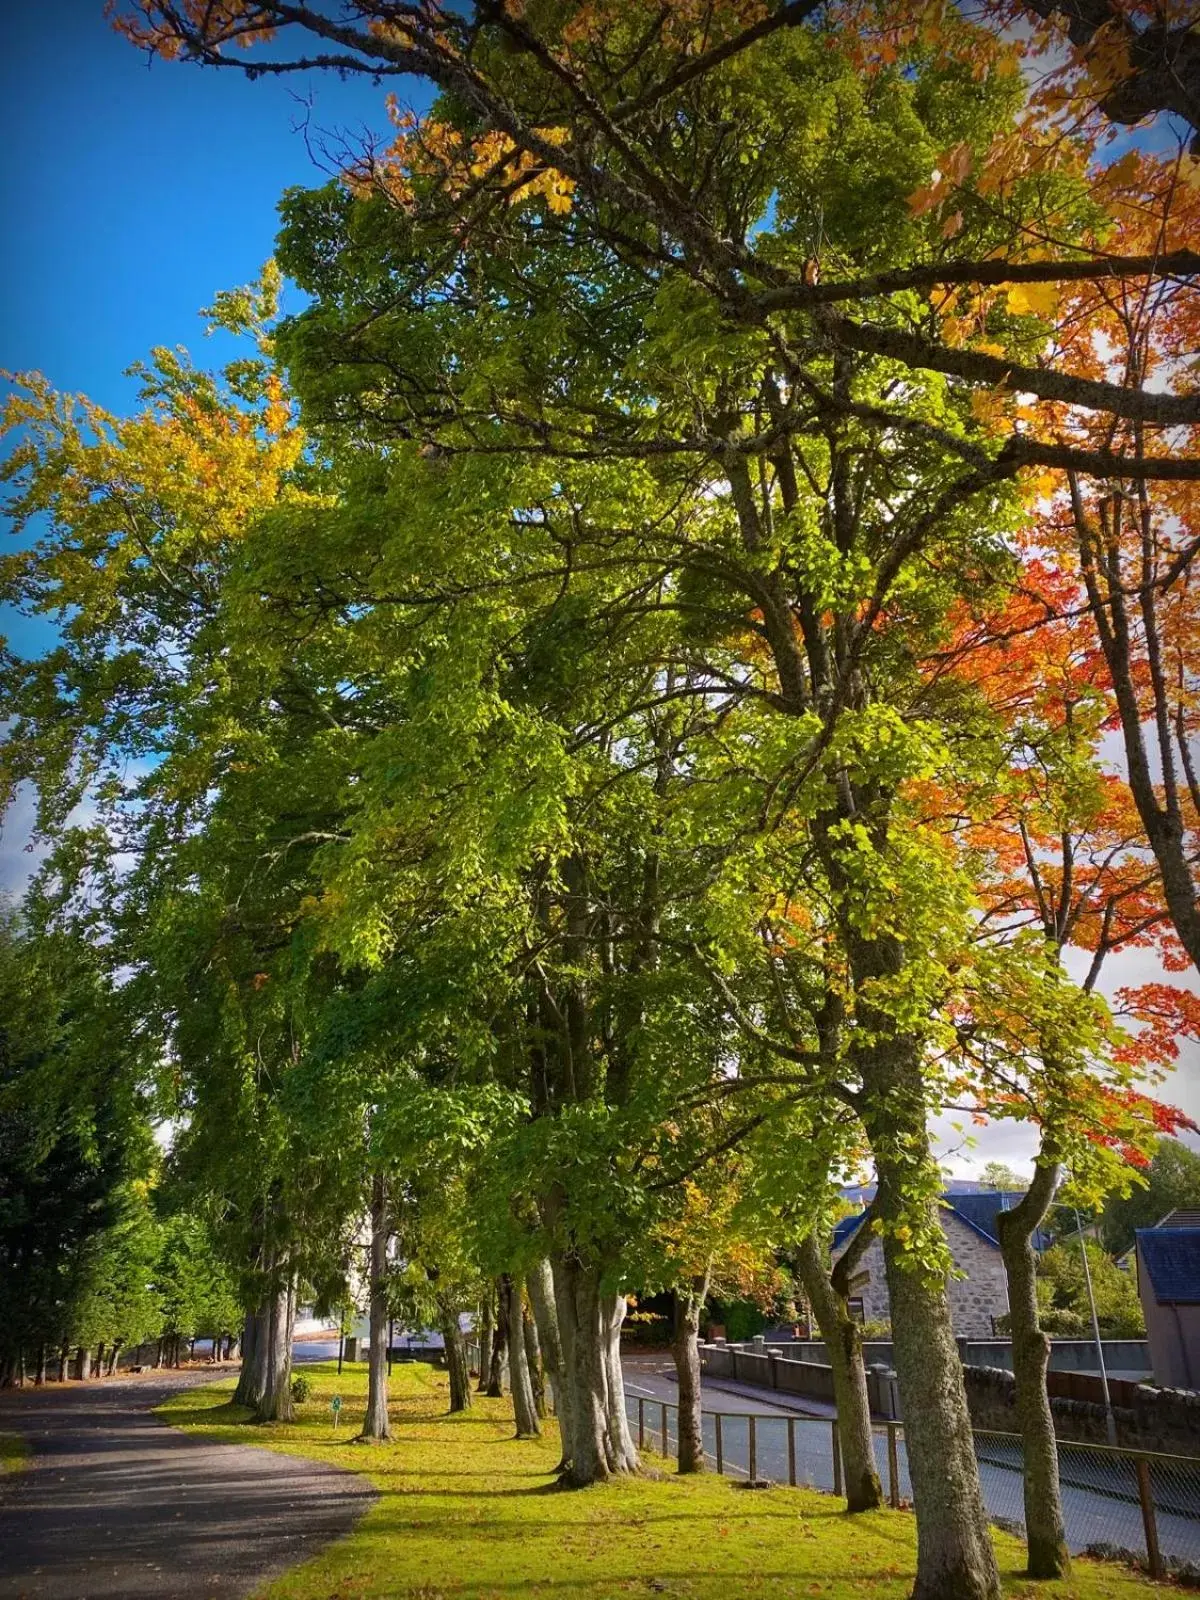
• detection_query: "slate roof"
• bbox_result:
[1154,1209,1200,1230]
[833,1190,1052,1254]
[1136,1227,1200,1305]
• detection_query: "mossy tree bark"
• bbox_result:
[523,1298,546,1418]
[552,1254,640,1484]
[864,1053,1000,1600]
[234,1306,267,1408]
[254,1274,296,1423]
[477,1291,493,1393]
[528,1258,570,1468]
[795,1228,883,1512]
[487,1275,508,1397]
[671,1273,708,1474]
[441,1302,472,1413]
[508,1276,541,1438]
[996,1159,1071,1580]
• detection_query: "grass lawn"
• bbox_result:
[0,1431,29,1475]
[157,1362,1163,1600]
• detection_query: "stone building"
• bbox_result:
[831,1188,1047,1339]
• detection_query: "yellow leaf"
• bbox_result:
[1007,280,1058,319]
[1104,149,1141,188]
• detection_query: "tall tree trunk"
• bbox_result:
[795,1231,883,1511]
[234,1307,267,1408]
[359,1172,392,1442]
[528,1258,571,1469]
[477,1293,493,1393]
[523,1299,546,1419]
[96,1342,106,1377]
[56,1341,69,1383]
[550,1256,640,1485]
[602,1291,639,1472]
[76,1345,91,1381]
[552,1254,613,1484]
[254,1276,295,1423]
[441,1305,472,1413]
[487,1276,508,1397]
[107,1341,122,1377]
[996,1159,1071,1580]
[508,1277,541,1438]
[671,1275,708,1474]
[34,1344,47,1386]
[866,1061,1000,1600]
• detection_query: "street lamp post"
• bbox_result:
[1073,1207,1118,1446]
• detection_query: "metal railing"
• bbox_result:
[623,1394,1200,1579]
[461,1340,1198,1578]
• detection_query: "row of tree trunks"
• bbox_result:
[3,1342,139,1385]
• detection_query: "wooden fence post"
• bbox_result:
[887,1423,900,1509]
[1135,1458,1164,1580]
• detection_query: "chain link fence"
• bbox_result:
[623,1393,1200,1580]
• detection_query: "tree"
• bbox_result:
[1036,1238,1145,1338]
[8,13,1194,1597]
[1103,1137,1200,1255]
[0,906,157,1386]
[979,1163,1026,1192]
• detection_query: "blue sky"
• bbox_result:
[0,0,418,872]
[0,4,406,429]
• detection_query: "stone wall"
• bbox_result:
[766,1337,1151,1376]
[963,1365,1200,1454]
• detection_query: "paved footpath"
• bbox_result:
[0,1369,374,1599]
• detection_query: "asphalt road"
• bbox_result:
[0,1369,374,1600]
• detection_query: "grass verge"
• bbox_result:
[0,1431,29,1475]
[158,1361,1163,1600]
